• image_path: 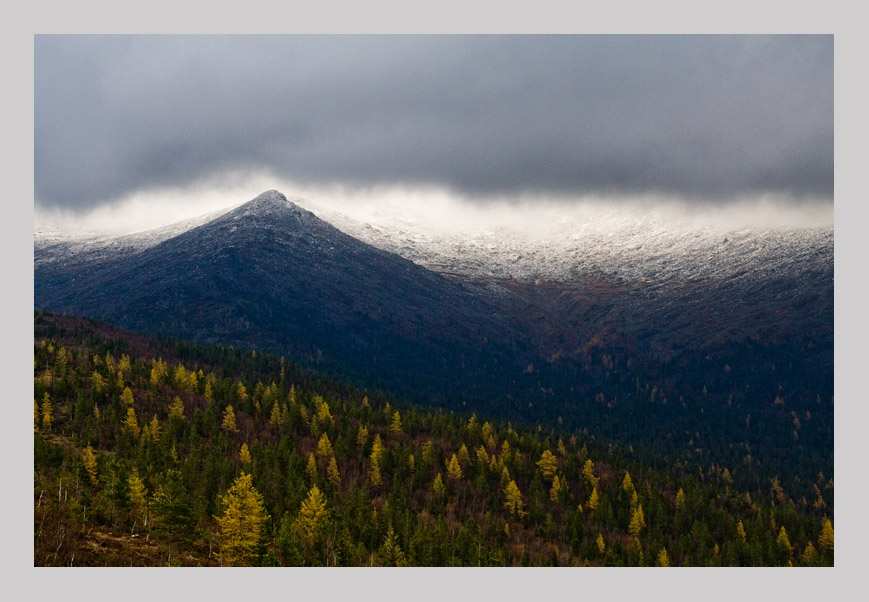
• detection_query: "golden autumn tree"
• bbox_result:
[216,472,269,566]
[239,442,252,467]
[269,401,284,428]
[675,487,686,512]
[168,396,185,421]
[596,533,606,555]
[457,444,471,469]
[432,473,446,499]
[389,411,403,434]
[121,386,135,406]
[306,453,318,482]
[128,470,148,529]
[582,459,599,489]
[656,547,671,567]
[222,405,239,433]
[124,406,140,439]
[82,445,98,486]
[447,453,463,480]
[536,450,558,481]
[737,520,747,544]
[818,518,834,553]
[316,433,333,457]
[41,392,53,431]
[296,486,328,545]
[587,486,600,513]
[503,479,526,517]
[34,401,38,432]
[356,424,369,449]
[622,471,635,494]
[629,504,646,537]
[549,475,562,502]
[327,456,341,487]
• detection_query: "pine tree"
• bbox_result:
[656,547,671,567]
[389,411,403,434]
[240,443,252,467]
[327,456,341,487]
[536,450,558,481]
[82,445,98,486]
[447,453,463,480]
[222,405,239,433]
[216,472,269,566]
[503,480,526,517]
[296,486,328,545]
[818,518,834,553]
[316,433,333,457]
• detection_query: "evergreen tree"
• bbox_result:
[379,526,406,566]
[216,472,269,566]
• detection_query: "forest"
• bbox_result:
[33,311,833,566]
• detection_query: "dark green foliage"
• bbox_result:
[33,312,833,566]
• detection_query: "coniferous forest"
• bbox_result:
[33,311,833,567]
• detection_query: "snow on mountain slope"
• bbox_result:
[293,196,833,289]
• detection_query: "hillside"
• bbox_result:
[34,311,833,566]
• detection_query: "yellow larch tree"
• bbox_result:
[92,371,104,393]
[408,454,415,473]
[216,472,269,566]
[204,380,214,405]
[656,547,671,567]
[34,401,38,432]
[622,471,635,494]
[150,357,167,385]
[356,424,369,449]
[596,533,606,555]
[306,453,318,482]
[146,415,161,443]
[818,518,834,553]
[82,445,98,486]
[370,434,384,464]
[549,475,562,502]
[503,480,526,517]
[446,453,463,480]
[629,504,646,537]
[41,392,53,431]
[432,473,446,498]
[675,487,686,512]
[582,459,599,489]
[389,410,403,434]
[421,439,436,465]
[587,486,600,513]
[269,401,284,428]
[481,421,493,446]
[316,433,333,457]
[222,405,239,433]
[296,485,328,545]
[124,406,140,439]
[327,456,341,487]
[457,444,471,468]
[168,396,185,421]
[239,442,252,467]
[475,445,489,467]
[121,386,135,406]
[128,470,148,528]
[536,450,558,481]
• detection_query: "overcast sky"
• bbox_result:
[35,35,833,215]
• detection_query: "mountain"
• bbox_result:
[34,190,833,485]
[35,191,528,401]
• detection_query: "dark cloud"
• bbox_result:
[35,35,833,211]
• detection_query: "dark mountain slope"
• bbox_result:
[35,191,529,400]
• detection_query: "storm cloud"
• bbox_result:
[35,35,833,212]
